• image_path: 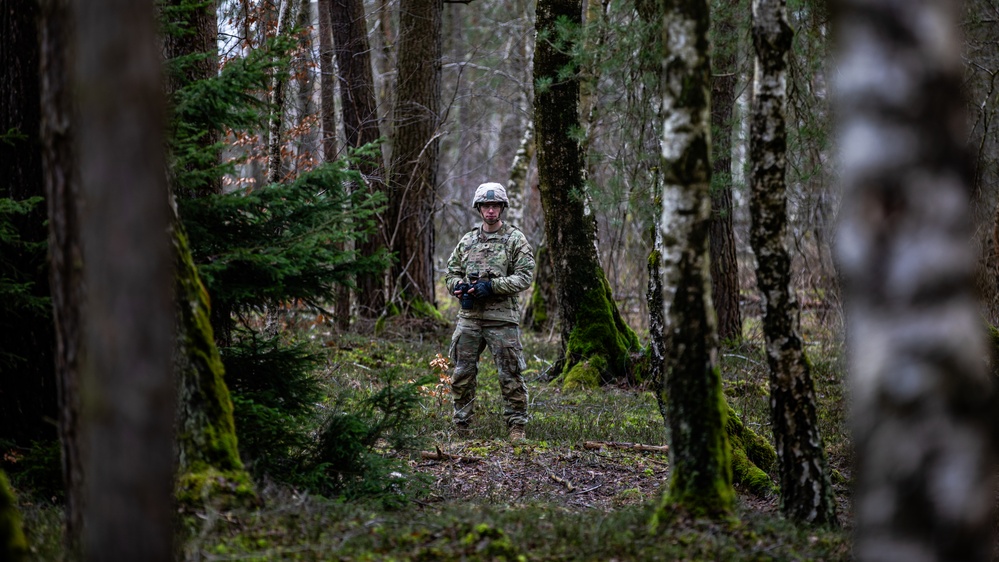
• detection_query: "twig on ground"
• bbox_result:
[582,441,669,453]
[420,446,483,463]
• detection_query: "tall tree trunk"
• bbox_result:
[749,0,837,527]
[74,0,175,559]
[330,0,388,320]
[163,0,254,505]
[709,2,742,344]
[652,0,734,518]
[267,0,296,184]
[835,0,997,559]
[0,0,58,447]
[39,0,85,553]
[386,0,441,312]
[320,0,351,328]
[535,0,640,387]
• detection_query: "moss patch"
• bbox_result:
[562,359,602,391]
[562,273,641,387]
[0,471,28,562]
[176,467,257,511]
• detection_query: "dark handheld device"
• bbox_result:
[459,273,479,310]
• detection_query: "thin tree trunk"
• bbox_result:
[330,0,388,320]
[835,0,997,559]
[74,0,175,559]
[749,0,837,527]
[39,0,85,553]
[267,0,296,184]
[709,4,742,343]
[653,0,734,518]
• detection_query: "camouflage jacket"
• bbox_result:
[445,223,536,324]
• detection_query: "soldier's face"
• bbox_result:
[478,203,503,225]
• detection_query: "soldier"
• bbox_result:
[445,182,536,441]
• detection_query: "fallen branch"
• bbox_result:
[420,446,483,463]
[583,441,669,454]
[549,473,575,492]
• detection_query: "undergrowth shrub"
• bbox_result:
[303,367,434,506]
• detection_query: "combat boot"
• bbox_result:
[508,425,526,442]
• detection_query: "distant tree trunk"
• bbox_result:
[330,0,388,320]
[267,0,296,184]
[386,0,441,312]
[505,123,534,228]
[0,470,28,561]
[0,0,58,447]
[835,0,997,559]
[39,0,85,553]
[321,0,351,328]
[749,0,837,527]
[74,0,175,559]
[653,0,734,518]
[535,0,640,387]
[709,3,742,344]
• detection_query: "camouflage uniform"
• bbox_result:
[445,223,535,428]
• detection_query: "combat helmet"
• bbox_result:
[472,182,508,209]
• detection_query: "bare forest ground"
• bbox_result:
[16,307,856,561]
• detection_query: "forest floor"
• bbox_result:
[16,315,856,561]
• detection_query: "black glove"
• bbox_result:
[470,279,493,299]
[453,282,471,296]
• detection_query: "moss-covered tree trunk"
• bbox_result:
[173,224,254,506]
[835,0,997,558]
[329,0,389,320]
[386,0,441,316]
[164,0,254,506]
[652,0,734,518]
[534,0,639,387]
[748,0,837,527]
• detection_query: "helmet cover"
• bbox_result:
[472,182,509,208]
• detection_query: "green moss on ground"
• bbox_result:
[0,471,28,562]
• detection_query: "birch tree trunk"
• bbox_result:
[835,0,997,558]
[535,0,640,386]
[74,0,175,558]
[749,0,837,527]
[653,0,734,517]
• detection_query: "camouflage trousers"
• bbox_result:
[448,318,528,427]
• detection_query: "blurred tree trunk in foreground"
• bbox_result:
[749,0,837,527]
[75,0,176,559]
[835,0,997,559]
